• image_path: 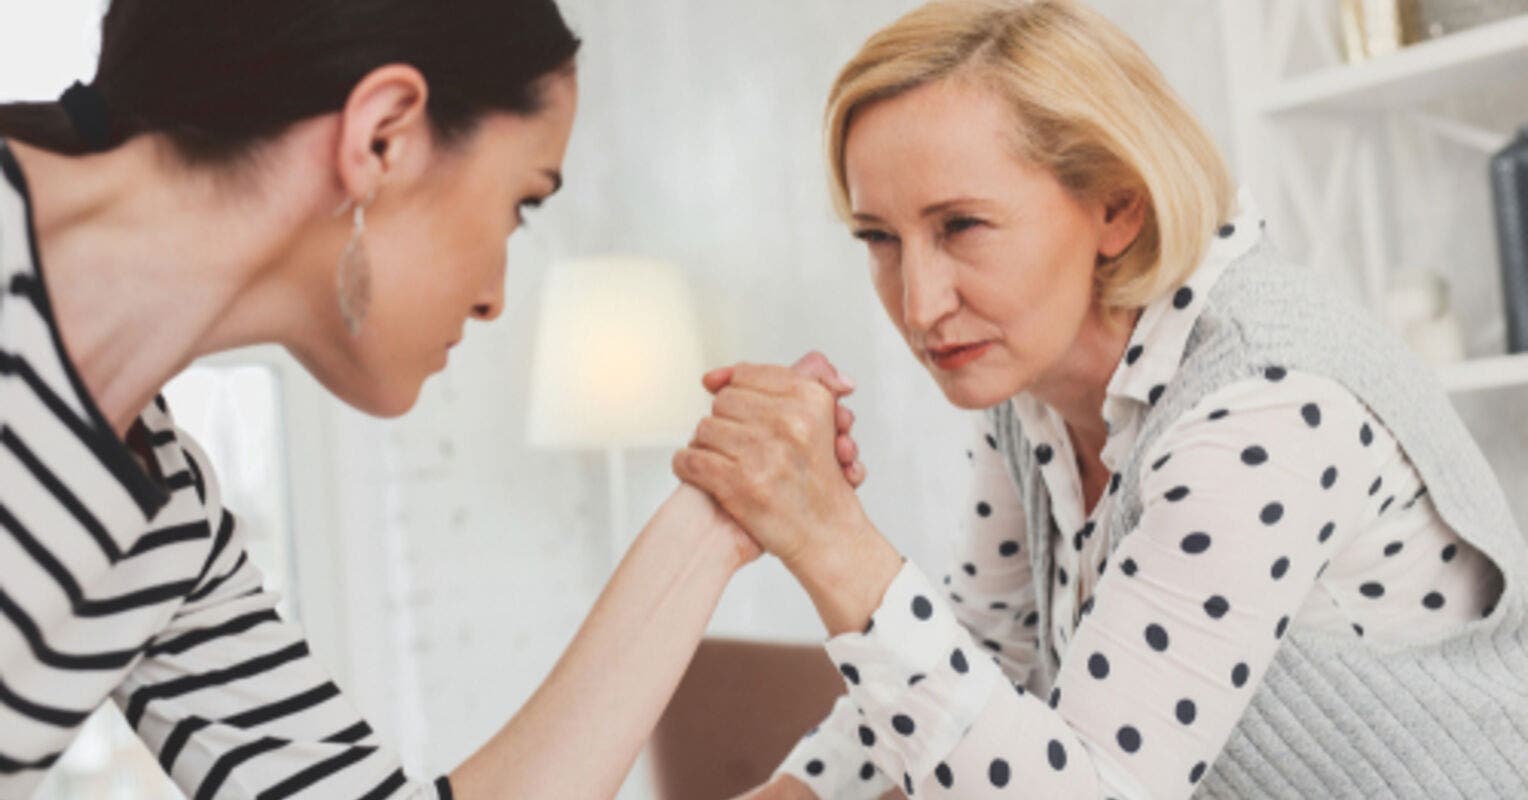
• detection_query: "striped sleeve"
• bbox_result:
[114,436,451,800]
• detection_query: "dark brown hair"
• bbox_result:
[0,0,581,163]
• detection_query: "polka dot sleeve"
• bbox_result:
[793,377,1382,798]
[776,415,1038,796]
[773,695,896,797]
[943,415,1042,682]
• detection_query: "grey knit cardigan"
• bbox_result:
[985,235,1528,798]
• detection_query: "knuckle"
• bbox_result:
[782,413,812,444]
[711,392,736,418]
[738,470,768,502]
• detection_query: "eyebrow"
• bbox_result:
[852,197,986,224]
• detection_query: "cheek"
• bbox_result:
[994,257,1094,361]
[869,258,907,329]
[959,233,1092,350]
[425,206,506,292]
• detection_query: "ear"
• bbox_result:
[334,64,432,205]
[1097,189,1148,262]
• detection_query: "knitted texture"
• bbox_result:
[987,237,1528,798]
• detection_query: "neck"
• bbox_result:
[1030,302,1140,452]
[9,131,336,437]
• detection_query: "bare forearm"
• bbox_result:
[450,484,743,799]
[735,773,819,800]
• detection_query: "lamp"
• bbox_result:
[526,255,709,564]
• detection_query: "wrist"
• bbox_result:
[652,483,751,574]
[767,773,818,800]
[783,509,903,637]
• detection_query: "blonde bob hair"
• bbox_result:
[825,0,1236,311]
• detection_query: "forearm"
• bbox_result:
[450,483,743,799]
[739,773,820,800]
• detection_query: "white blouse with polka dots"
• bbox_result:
[775,197,1501,799]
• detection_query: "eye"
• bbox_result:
[853,228,897,245]
[944,215,984,236]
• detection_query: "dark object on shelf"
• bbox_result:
[1415,0,1528,39]
[1493,127,1528,353]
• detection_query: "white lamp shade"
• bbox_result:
[526,255,709,449]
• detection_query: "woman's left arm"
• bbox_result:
[676,368,1378,798]
[127,469,747,800]
[127,358,860,800]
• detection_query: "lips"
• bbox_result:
[927,341,993,370]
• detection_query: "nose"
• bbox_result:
[902,244,959,334]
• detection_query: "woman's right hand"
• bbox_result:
[704,351,867,489]
[688,351,866,570]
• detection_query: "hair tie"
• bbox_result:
[59,81,112,151]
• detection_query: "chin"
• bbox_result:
[930,366,1030,411]
[327,374,425,419]
[933,377,1003,411]
[288,344,427,418]
[364,383,424,418]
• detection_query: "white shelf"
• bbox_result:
[1261,13,1528,115]
[1438,353,1528,394]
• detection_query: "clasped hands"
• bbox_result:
[672,352,874,574]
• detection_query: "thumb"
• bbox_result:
[702,366,735,395]
[790,350,855,396]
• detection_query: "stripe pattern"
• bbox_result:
[1,141,449,797]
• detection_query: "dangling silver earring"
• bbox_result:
[335,190,376,337]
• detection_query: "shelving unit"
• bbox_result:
[1438,351,1528,393]
[1222,2,1528,396]
[1261,14,1528,114]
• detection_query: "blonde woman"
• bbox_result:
[675,1,1528,797]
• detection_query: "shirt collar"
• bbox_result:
[1103,187,1265,411]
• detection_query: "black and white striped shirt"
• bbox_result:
[0,141,450,799]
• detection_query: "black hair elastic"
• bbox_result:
[59,81,112,151]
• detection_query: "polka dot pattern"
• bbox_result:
[1117,725,1142,753]
[1048,740,1067,770]
[782,253,1499,799]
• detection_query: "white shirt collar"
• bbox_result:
[1004,188,1267,511]
[1103,187,1265,411]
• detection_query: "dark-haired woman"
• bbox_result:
[0,1,863,797]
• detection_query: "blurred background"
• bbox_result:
[3,0,1526,797]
